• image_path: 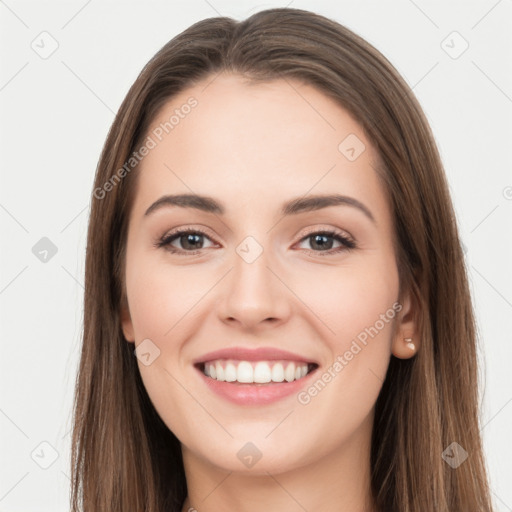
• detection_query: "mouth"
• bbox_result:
[195,359,319,385]
[192,346,320,404]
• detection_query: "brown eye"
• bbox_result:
[156,229,216,254]
[176,232,205,250]
[297,230,356,255]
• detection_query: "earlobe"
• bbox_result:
[393,336,418,359]
[391,287,419,359]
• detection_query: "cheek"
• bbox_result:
[290,252,400,411]
[290,262,399,443]
[293,254,400,346]
[125,251,211,341]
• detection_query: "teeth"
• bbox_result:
[237,361,253,383]
[254,361,272,383]
[284,362,295,382]
[271,363,285,382]
[225,362,237,382]
[202,359,311,384]
[215,362,225,382]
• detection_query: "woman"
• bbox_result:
[71,7,494,511]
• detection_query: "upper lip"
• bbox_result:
[193,347,319,365]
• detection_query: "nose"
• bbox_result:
[216,243,292,332]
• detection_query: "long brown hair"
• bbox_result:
[71,7,494,511]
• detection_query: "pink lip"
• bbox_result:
[192,346,319,406]
[194,364,319,406]
[193,346,317,365]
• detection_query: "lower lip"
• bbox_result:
[195,365,318,405]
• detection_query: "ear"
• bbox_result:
[391,286,420,359]
[120,295,135,343]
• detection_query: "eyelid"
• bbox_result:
[297,224,354,242]
[159,224,217,240]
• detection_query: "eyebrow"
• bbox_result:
[144,193,376,223]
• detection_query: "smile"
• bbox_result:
[199,359,317,384]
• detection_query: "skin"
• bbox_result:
[121,72,418,512]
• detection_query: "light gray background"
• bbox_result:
[0,1,511,510]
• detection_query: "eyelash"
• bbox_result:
[154,227,356,256]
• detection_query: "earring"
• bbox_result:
[404,338,416,351]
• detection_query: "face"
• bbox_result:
[121,72,416,475]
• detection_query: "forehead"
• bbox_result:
[132,72,389,221]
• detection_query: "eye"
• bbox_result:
[295,229,356,255]
[155,227,356,256]
[155,228,216,255]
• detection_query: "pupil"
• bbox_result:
[182,233,202,250]
[312,234,332,250]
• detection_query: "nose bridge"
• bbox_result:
[217,234,291,328]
